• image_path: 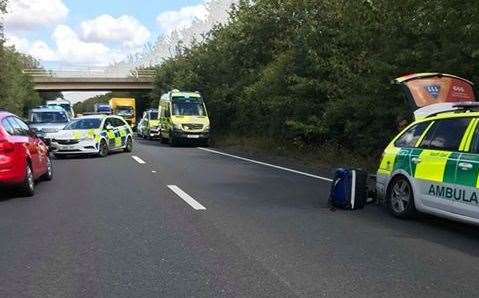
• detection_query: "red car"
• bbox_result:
[0,111,52,196]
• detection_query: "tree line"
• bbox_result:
[152,0,479,158]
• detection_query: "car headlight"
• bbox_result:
[173,123,183,130]
[204,125,210,131]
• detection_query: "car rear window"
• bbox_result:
[31,111,68,123]
[419,118,470,151]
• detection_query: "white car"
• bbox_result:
[50,115,133,157]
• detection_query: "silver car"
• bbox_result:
[28,107,70,146]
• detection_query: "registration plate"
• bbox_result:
[63,145,76,150]
[186,135,200,139]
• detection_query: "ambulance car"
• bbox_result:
[378,73,479,225]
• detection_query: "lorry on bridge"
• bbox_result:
[109,98,136,128]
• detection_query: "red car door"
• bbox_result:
[8,117,43,177]
[18,117,46,176]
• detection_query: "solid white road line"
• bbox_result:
[198,147,333,182]
[132,155,146,164]
[167,185,206,210]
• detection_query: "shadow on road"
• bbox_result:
[342,203,479,258]
[0,188,24,202]
[52,151,125,160]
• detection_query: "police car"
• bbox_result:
[378,73,479,225]
[50,115,133,157]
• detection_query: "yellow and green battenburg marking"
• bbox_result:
[391,150,479,189]
[106,128,129,147]
[392,148,459,183]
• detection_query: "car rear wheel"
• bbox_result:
[20,163,35,197]
[41,156,53,181]
[125,137,133,152]
[387,176,416,218]
[98,140,109,157]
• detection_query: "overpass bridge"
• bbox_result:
[24,68,156,92]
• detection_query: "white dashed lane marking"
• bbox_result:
[167,185,206,210]
[132,155,146,164]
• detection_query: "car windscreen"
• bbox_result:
[49,103,71,112]
[97,106,111,112]
[32,112,68,123]
[64,119,102,130]
[172,97,206,116]
[117,106,134,116]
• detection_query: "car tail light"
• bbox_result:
[0,141,14,153]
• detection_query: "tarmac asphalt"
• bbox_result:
[1,138,479,297]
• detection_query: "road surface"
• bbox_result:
[1,138,479,297]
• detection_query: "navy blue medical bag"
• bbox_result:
[329,168,368,210]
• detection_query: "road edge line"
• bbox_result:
[198,147,333,182]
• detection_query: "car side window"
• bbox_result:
[419,118,470,151]
[103,118,113,130]
[394,122,429,148]
[1,118,15,135]
[113,118,125,127]
[7,117,28,136]
[5,117,21,135]
[14,118,30,133]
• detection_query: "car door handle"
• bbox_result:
[459,162,473,170]
[411,157,421,164]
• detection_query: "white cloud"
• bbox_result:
[6,25,128,66]
[81,15,151,49]
[156,4,209,33]
[4,0,69,31]
[5,34,59,62]
[29,41,59,61]
[53,25,125,66]
[5,35,30,52]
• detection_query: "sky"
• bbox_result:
[3,0,210,102]
[3,0,209,68]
